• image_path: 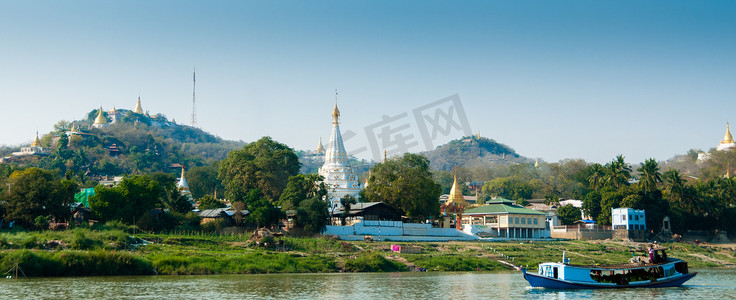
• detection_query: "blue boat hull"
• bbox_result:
[522,269,697,289]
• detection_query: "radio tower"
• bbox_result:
[191,68,197,127]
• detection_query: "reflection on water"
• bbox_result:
[0,269,732,299]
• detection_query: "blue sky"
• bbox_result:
[1,1,735,164]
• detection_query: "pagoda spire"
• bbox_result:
[31,131,41,147]
[332,90,340,124]
[134,96,144,114]
[315,137,325,153]
[722,122,734,144]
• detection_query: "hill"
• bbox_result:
[422,136,531,171]
[0,107,244,183]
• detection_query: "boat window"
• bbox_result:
[553,267,558,279]
[590,268,662,285]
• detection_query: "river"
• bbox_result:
[0,269,732,299]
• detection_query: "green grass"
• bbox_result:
[343,252,407,272]
[403,253,506,271]
[0,228,733,277]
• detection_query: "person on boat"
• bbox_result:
[648,245,654,263]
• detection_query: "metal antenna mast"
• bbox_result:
[191,67,197,127]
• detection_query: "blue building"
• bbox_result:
[612,208,646,230]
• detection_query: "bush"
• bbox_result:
[201,219,227,233]
[343,252,406,272]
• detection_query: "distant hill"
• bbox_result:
[1,108,244,181]
[422,136,530,171]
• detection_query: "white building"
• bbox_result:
[12,132,50,156]
[612,207,646,230]
[318,99,361,212]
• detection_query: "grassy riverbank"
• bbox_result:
[1,227,734,277]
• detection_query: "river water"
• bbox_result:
[0,269,732,299]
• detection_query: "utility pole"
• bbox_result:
[191,67,197,127]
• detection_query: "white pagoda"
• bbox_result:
[318,99,361,212]
[177,165,194,203]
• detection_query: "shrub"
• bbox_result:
[343,252,406,272]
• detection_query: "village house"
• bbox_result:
[460,199,548,239]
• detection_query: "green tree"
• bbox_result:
[278,174,327,210]
[602,155,631,189]
[362,153,441,221]
[482,177,535,200]
[296,197,329,234]
[597,185,637,225]
[637,158,662,193]
[198,195,225,210]
[587,163,605,190]
[187,163,223,200]
[582,190,602,221]
[339,194,358,225]
[557,204,581,225]
[89,175,161,224]
[218,137,300,203]
[247,198,283,229]
[1,168,78,228]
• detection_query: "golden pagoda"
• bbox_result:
[722,123,734,144]
[133,96,144,114]
[92,107,108,128]
[717,123,735,151]
[30,132,42,147]
[315,137,325,153]
[447,174,469,206]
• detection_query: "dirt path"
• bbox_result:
[687,253,736,267]
[385,255,416,269]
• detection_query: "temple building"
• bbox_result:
[318,99,361,212]
[108,106,119,124]
[717,123,735,151]
[92,107,109,128]
[133,96,144,114]
[12,132,50,156]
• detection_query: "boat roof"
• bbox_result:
[541,259,679,270]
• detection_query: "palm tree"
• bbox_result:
[638,158,662,193]
[587,163,606,190]
[664,169,699,214]
[603,155,631,188]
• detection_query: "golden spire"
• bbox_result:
[331,91,340,124]
[722,122,734,144]
[94,107,108,125]
[727,162,732,179]
[476,130,481,140]
[316,137,325,153]
[448,173,468,206]
[534,158,540,167]
[31,131,41,147]
[134,96,144,114]
[383,149,387,162]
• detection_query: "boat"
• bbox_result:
[522,248,697,289]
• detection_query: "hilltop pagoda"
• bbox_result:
[717,123,735,151]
